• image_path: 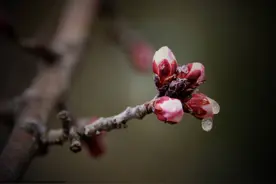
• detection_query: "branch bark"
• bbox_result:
[43,100,154,149]
[0,0,98,181]
[83,101,153,136]
[0,14,59,63]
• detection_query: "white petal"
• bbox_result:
[153,46,176,65]
[201,118,213,132]
[207,97,220,114]
[201,103,213,117]
[168,111,183,122]
[190,62,203,72]
[160,98,182,113]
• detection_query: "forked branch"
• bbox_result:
[44,100,154,152]
[0,0,98,181]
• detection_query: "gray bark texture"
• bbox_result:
[0,0,98,181]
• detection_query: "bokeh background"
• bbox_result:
[0,0,273,183]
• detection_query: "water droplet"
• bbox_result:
[202,118,213,132]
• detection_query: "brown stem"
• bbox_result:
[83,101,154,135]
[0,0,98,181]
[57,110,72,137]
[44,99,154,151]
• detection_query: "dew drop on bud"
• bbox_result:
[201,118,213,132]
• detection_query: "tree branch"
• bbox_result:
[46,129,65,145]
[20,40,60,63]
[84,101,153,136]
[42,100,154,153]
[0,0,98,181]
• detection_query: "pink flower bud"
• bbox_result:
[152,46,178,88]
[182,93,220,119]
[153,96,184,124]
[177,62,205,88]
[82,117,106,158]
[129,41,154,73]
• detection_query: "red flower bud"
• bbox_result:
[153,96,184,124]
[177,62,205,88]
[82,117,106,158]
[152,46,178,88]
[182,93,220,120]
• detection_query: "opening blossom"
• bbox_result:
[177,62,206,90]
[153,96,184,124]
[151,46,220,131]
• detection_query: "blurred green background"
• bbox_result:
[0,0,272,183]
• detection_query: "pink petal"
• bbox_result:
[166,109,184,124]
[153,97,184,124]
[158,59,171,80]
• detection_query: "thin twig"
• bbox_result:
[57,110,72,137]
[56,102,82,152]
[44,99,154,149]
[84,101,153,136]
[68,126,82,152]
[20,40,60,63]
[46,129,65,145]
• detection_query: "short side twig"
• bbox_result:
[46,129,65,145]
[0,97,21,118]
[57,110,72,137]
[0,17,60,63]
[68,126,82,152]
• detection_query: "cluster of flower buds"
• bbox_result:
[152,46,220,131]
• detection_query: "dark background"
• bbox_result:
[0,0,273,183]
